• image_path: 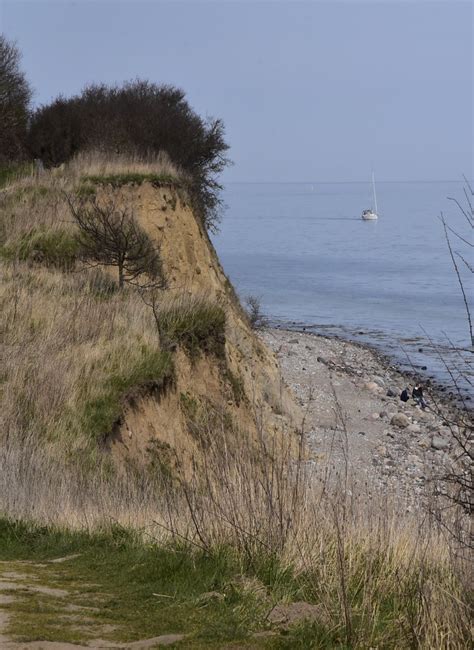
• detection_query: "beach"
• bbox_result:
[262,327,468,509]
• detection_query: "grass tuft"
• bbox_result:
[0,228,80,270]
[159,295,226,358]
[82,172,181,189]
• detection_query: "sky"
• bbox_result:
[1,0,472,182]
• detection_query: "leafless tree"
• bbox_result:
[67,196,166,290]
[0,35,31,162]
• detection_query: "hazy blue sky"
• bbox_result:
[1,0,472,181]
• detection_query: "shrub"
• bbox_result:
[27,80,230,231]
[158,296,226,358]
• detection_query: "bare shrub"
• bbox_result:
[245,295,267,329]
[67,195,166,289]
[0,35,31,162]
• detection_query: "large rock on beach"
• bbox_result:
[390,413,410,429]
[364,381,383,394]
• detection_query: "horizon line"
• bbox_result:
[223,179,471,185]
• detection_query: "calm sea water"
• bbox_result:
[212,182,473,395]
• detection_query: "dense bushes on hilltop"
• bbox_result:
[27,80,230,231]
[0,34,32,163]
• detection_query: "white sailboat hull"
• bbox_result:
[361,210,378,220]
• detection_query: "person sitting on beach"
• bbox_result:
[400,388,410,402]
[412,384,427,409]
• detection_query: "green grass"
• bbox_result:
[0,228,80,271]
[0,518,300,648]
[159,299,226,359]
[79,348,174,441]
[82,172,182,189]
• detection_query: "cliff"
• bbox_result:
[0,159,300,479]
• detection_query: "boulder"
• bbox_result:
[386,388,397,397]
[390,413,410,429]
[364,381,383,393]
[407,424,421,434]
[373,376,386,388]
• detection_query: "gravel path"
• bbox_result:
[262,328,466,510]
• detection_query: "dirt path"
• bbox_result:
[262,328,461,509]
[0,560,184,649]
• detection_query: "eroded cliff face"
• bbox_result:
[102,183,300,472]
[0,175,300,477]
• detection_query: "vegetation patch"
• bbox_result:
[159,297,226,359]
[0,162,34,189]
[223,368,247,405]
[79,348,174,441]
[0,227,80,270]
[82,172,182,189]
[0,518,290,648]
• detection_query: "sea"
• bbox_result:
[212,181,473,400]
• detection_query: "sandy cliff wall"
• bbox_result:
[102,183,300,472]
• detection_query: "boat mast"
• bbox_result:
[372,171,378,214]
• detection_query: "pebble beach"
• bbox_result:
[262,327,469,510]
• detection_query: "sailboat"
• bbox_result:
[361,172,379,220]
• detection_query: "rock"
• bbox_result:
[407,424,421,434]
[373,376,386,387]
[370,412,380,420]
[288,338,299,344]
[364,381,383,393]
[268,601,327,629]
[386,388,397,397]
[418,438,430,449]
[197,591,225,604]
[358,431,366,436]
[431,436,449,451]
[379,411,388,419]
[390,413,410,428]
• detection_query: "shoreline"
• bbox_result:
[269,320,473,412]
[262,327,471,509]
